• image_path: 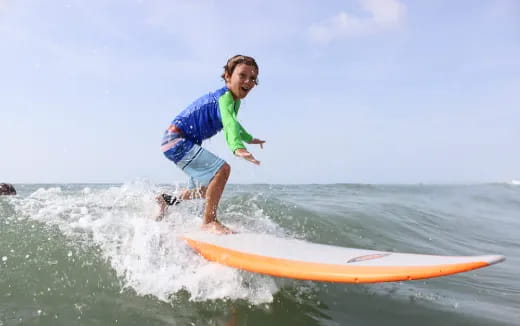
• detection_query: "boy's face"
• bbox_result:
[225,63,258,100]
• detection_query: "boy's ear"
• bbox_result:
[224,72,231,83]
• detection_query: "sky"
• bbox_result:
[0,0,519,184]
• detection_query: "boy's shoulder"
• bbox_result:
[190,86,229,107]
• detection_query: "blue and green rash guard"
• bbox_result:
[161,86,253,163]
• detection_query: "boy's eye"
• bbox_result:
[238,73,256,82]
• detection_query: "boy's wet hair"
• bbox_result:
[0,183,16,195]
[221,55,259,85]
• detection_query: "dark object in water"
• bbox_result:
[161,193,180,206]
[0,183,16,195]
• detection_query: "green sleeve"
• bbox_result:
[239,123,253,143]
[219,90,253,153]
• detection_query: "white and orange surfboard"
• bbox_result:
[183,232,505,283]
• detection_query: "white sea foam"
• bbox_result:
[14,180,283,304]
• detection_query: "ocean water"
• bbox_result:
[0,182,518,325]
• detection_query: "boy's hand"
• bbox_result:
[235,148,260,165]
[248,138,265,149]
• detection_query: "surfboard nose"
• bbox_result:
[482,255,506,265]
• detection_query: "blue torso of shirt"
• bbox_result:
[171,86,228,145]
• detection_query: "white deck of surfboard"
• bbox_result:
[183,232,505,267]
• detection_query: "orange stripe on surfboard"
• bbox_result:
[183,237,493,283]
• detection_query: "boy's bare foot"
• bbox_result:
[201,221,235,234]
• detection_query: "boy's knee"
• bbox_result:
[220,163,231,176]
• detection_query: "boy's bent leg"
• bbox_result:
[202,163,231,232]
[155,188,205,221]
[155,195,169,221]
